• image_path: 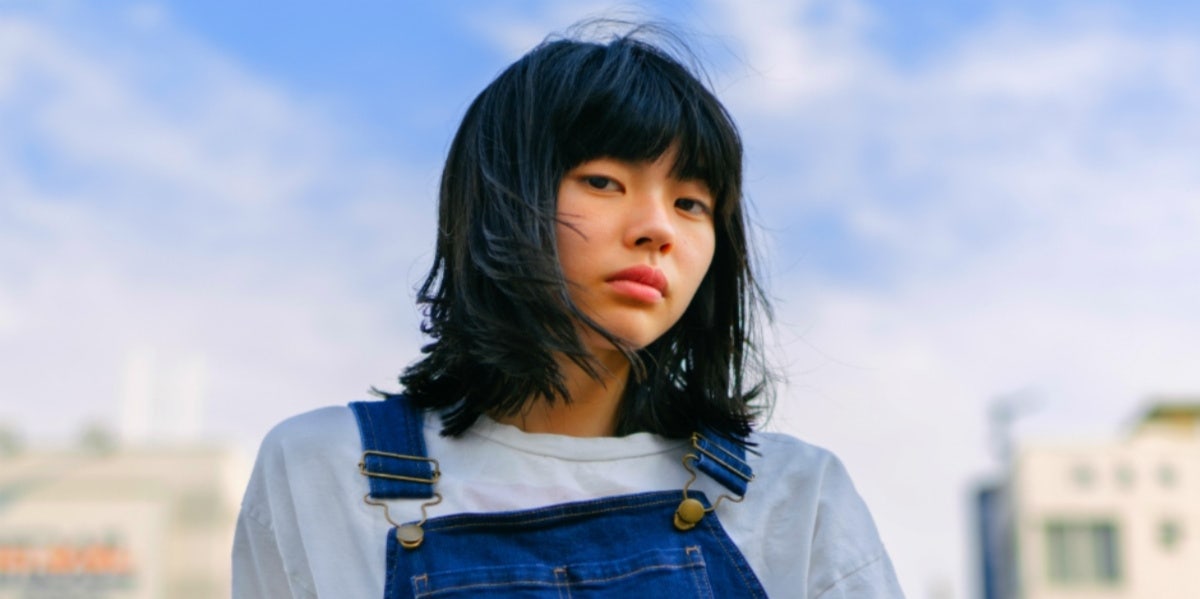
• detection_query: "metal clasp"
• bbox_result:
[358,450,441,484]
[358,450,442,550]
[674,433,752,531]
[363,493,443,550]
[690,432,754,484]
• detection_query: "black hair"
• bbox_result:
[396,24,772,440]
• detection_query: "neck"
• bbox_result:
[495,350,630,437]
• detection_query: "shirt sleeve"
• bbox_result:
[812,552,904,599]
[232,507,315,599]
[805,453,906,599]
[231,422,319,599]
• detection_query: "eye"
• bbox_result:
[675,197,713,216]
[583,175,621,192]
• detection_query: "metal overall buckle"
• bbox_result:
[674,432,754,531]
[358,450,442,549]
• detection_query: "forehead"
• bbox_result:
[541,45,740,207]
[652,147,715,195]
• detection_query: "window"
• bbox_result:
[1159,519,1183,552]
[1158,463,1178,489]
[1070,464,1095,489]
[1114,464,1134,490]
[1045,520,1122,585]
[175,489,222,527]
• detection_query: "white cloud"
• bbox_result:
[123,2,169,31]
[709,0,879,107]
[462,0,650,59]
[0,8,435,451]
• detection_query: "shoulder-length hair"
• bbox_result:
[398,26,772,440]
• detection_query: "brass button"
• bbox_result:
[673,498,705,531]
[396,524,424,549]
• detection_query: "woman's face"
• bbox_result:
[555,147,716,354]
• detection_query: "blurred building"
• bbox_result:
[0,430,245,599]
[978,401,1200,599]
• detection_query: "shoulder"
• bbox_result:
[242,406,361,521]
[749,431,843,480]
[259,405,359,453]
[236,406,388,597]
[251,405,366,476]
[739,431,904,597]
[749,432,870,507]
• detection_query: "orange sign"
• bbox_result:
[0,535,136,593]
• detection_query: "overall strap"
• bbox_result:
[691,429,755,496]
[348,394,438,499]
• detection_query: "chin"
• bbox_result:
[590,322,670,353]
[575,304,682,354]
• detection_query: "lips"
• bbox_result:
[606,265,669,301]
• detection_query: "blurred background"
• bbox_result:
[1,0,1197,597]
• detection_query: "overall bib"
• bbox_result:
[350,396,769,598]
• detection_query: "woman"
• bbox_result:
[233,25,904,598]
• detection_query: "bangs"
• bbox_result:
[552,40,742,213]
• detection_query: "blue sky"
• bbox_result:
[2,1,1199,596]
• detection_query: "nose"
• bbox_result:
[626,191,675,254]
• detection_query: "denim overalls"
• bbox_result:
[349,395,769,598]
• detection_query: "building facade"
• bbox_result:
[978,402,1200,599]
[0,439,245,599]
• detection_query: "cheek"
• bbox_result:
[689,233,717,285]
[673,236,717,311]
[700,237,716,275]
[554,219,592,281]
[680,241,718,325]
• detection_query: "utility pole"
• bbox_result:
[988,388,1041,467]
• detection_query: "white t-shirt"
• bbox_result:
[233,406,904,598]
